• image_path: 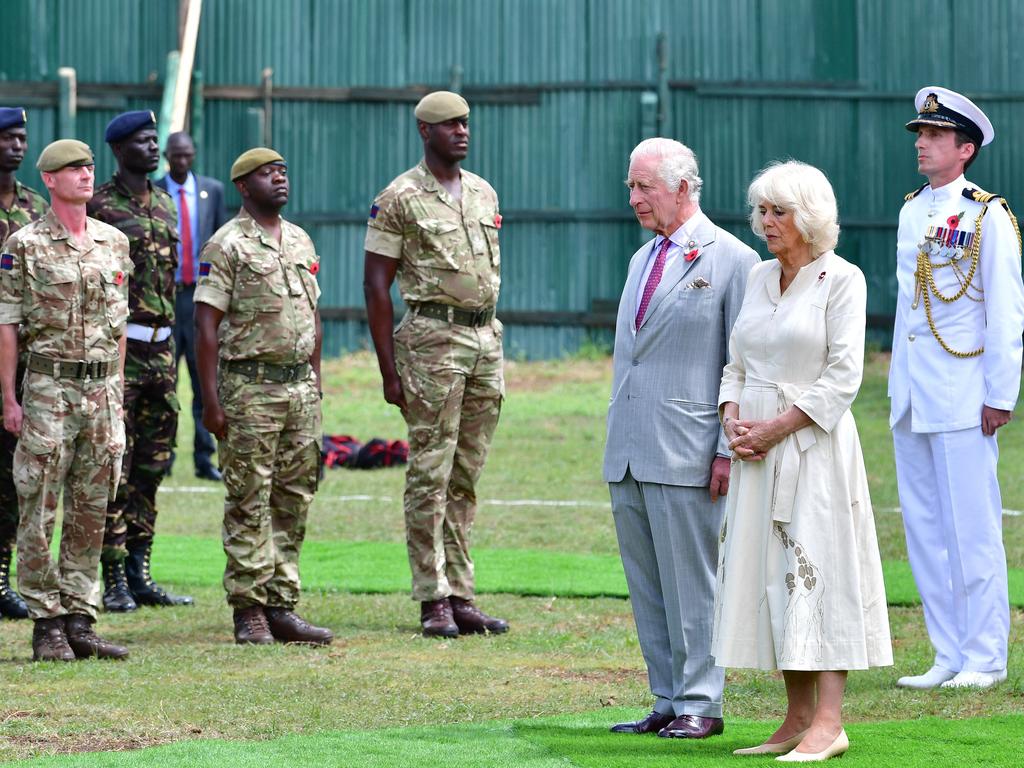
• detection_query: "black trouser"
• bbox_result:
[173,284,216,472]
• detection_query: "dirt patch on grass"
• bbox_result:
[1,732,177,760]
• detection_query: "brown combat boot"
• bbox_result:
[233,606,273,645]
[265,607,334,645]
[450,597,509,635]
[64,614,129,660]
[420,598,459,638]
[32,617,75,662]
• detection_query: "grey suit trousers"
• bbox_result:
[610,470,724,718]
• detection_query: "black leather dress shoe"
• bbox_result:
[195,465,223,482]
[610,710,676,734]
[658,715,725,739]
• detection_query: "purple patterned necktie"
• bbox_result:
[635,236,672,327]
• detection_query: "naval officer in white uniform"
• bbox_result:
[890,86,1024,690]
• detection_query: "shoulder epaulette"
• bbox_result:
[904,184,927,202]
[963,188,1000,204]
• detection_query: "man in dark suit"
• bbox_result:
[157,132,227,481]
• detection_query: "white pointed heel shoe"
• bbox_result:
[776,729,848,762]
[733,729,809,756]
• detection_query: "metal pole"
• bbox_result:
[261,68,273,146]
[157,51,180,175]
[656,32,669,136]
[171,0,203,133]
[56,67,77,138]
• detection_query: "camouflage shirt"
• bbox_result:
[87,172,178,327]
[0,180,49,248]
[365,161,501,309]
[194,209,320,366]
[0,208,131,361]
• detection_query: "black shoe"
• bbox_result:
[610,710,676,735]
[195,465,223,482]
[126,545,194,607]
[102,559,138,612]
[0,547,28,619]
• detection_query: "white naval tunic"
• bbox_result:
[889,174,1024,673]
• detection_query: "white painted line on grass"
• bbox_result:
[159,486,610,509]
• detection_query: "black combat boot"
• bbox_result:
[102,559,138,612]
[125,544,193,607]
[0,547,28,619]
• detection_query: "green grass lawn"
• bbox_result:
[0,352,1021,764]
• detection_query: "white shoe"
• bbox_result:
[939,669,1007,689]
[896,665,957,689]
[776,729,849,762]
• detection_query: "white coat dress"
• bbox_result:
[712,251,893,671]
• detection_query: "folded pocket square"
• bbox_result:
[687,277,711,289]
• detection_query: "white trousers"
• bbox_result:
[892,413,1009,672]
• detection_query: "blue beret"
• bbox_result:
[0,108,27,133]
[105,110,157,143]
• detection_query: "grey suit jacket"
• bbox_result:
[156,172,228,247]
[603,214,759,487]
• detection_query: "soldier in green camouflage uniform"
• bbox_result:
[365,92,508,638]
[195,147,332,646]
[0,139,130,661]
[0,107,48,619]
[87,111,190,611]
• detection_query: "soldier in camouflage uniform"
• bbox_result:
[365,92,508,638]
[87,111,191,611]
[195,148,332,646]
[0,107,48,619]
[0,139,130,661]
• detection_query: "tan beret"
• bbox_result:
[36,139,94,172]
[414,91,470,124]
[230,147,286,181]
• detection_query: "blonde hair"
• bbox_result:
[747,161,839,253]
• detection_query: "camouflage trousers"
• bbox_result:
[0,360,25,551]
[15,370,125,620]
[102,339,178,562]
[219,368,321,609]
[394,313,504,602]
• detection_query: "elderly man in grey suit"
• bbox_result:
[157,131,228,481]
[606,138,758,740]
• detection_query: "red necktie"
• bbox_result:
[178,187,194,285]
[635,236,671,327]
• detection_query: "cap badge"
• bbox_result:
[922,93,940,113]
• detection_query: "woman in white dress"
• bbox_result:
[713,161,892,762]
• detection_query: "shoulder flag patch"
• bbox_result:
[904,183,927,202]
[0,254,13,270]
[369,204,379,219]
[198,261,211,277]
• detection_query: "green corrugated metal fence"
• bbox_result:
[2,0,1022,357]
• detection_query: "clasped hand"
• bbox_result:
[726,418,782,461]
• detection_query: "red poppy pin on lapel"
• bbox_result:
[685,249,699,262]
[114,271,124,285]
[494,214,503,229]
[309,262,320,276]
